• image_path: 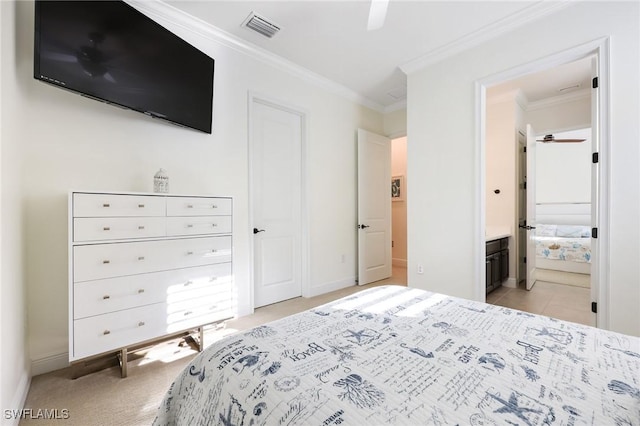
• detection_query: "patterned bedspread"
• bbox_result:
[153,285,640,426]
[535,236,592,263]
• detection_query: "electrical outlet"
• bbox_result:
[417,265,424,274]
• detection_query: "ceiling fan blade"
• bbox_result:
[367,0,389,31]
[536,134,586,143]
[43,51,78,63]
[536,138,586,143]
[103,71,117,84]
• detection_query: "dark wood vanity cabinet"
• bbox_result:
[486,237,509,294]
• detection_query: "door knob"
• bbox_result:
[253,228,265,234]
[358,224,370,229]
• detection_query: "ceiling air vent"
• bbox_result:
[242,12,281,38]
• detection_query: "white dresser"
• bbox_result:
[69,191,233,376]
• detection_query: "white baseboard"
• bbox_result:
[306,277,356,298]
[31,352,69,376]
[392,258,407,267]
[5,372,31,426]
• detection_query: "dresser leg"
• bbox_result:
[198,326,204,352]
[118,348,128,378]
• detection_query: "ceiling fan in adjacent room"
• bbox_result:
[367,0,389,31]
[43,31,118,83]
[536,134,586,143]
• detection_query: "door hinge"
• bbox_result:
[523,146,527,153]
[523,256,526,264]
[523,181,527,190]
[592,227,598,239]
[592,77,599,89]
[591,302,597,313]
[592,152,599,163]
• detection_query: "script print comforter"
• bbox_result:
[535,236,592,263]
[154,285,640,425]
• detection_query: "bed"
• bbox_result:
[153,285,640,425]
[534,203,592,287]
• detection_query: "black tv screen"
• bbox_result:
[34,1,214,134]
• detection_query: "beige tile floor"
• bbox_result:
[486,280,594,326]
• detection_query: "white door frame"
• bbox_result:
[247,92,310,313]
[475,37,610,329]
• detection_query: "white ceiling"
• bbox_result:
[163,0,585,111]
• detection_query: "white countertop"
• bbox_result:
[485,226,511,242]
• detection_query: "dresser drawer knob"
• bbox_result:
[103,330,111,335]
[103,295,110,300]
[185,280,193,286]
[211,205,217,209]
[211,249,217,253]
[138,289,145,294]
[187,204,194,209]
[102,203,110,208]
[138,225,145,230]
[138,204,145,208]
[187,224,194,228]
[137,256,145,261]
[103,226,111,231]
[102,260,110,264]
[211,223,217,227]
[186,251,194,256]
[184,311,192,316]
[138,321,145,327]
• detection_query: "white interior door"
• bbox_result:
[517,131,527,286]
[590,55,599,326]
[251,99,302,307]
[357,129,392,285]
[525,124,537,290]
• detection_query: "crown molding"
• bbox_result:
[527,88,591,111]
[399,1,574,75]
[125,0,385,112]
[383,99,407,114]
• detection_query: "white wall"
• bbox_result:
[485,96,517,231]
[384,108,407,138]
[536,128,592,204]
[407,1,640,336]
[527,94,591,135]
[1,1,31,419]
[6,1,383,374]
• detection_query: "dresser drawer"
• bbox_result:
[74,193,165,217]
[166,196,231,216]
[166,302,234,334]
[73,236,232,282]
[73,300,233,360]
[74,263,232,319]
[73,303,169,360]
[73,217,166,242]
[166,216,232,237]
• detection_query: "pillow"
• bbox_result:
[536,224,557,237]
[556,225,591,238]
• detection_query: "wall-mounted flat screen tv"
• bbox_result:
[34,1,214,134]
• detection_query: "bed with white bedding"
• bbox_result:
[153,285,640,425]
[534,204,592,287]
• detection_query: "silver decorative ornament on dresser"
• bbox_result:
[153,168,169,193]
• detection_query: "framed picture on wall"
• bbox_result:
[392,175,404,201]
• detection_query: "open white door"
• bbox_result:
[357,129,392,285]
[251,99,303,307]
[525,124,537,290]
